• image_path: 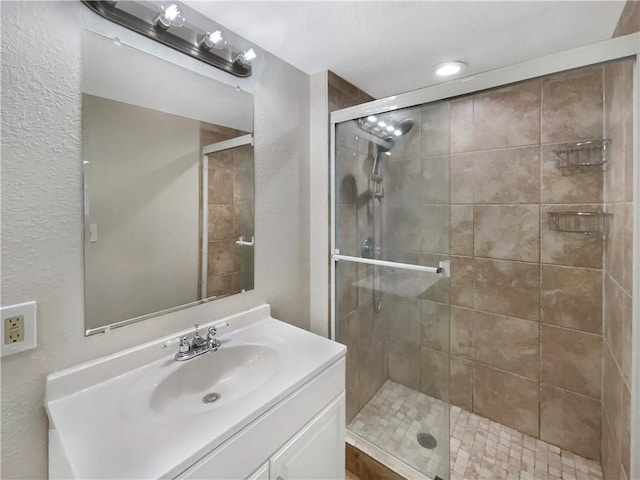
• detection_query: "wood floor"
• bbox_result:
[346,442,405,480]
[346,469,361,480]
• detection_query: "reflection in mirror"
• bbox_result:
[201,131,254,298]
[82,31,254,335]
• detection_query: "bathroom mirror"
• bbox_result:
[82,31,254,335]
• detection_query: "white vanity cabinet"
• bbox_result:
[46,306,346,480]
[177,357,346,480]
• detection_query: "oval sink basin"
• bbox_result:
[127,344,280,419]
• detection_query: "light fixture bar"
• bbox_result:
[82,0,254,77]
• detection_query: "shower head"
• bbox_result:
[395,118,414,136]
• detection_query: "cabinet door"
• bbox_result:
[270,394,345,480]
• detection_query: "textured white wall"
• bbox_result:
[309,71,330,338]
[0,2,310,478]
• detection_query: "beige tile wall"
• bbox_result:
[378,101,453,421]
[602,57,634,480]
[602,4,638,477]
[331,72,384,424]
[336,137,389,422]
[445,66,607,460]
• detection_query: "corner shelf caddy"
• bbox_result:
[548,211,612,235]
[554,139,610,170]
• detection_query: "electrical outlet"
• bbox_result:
[4,315,25,344]
[1,301,37,357]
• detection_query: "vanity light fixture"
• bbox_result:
[433,61,467,77]
[82,0,257,77]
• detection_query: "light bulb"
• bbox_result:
[236,47,257,65]
[155,4,185,29]
[367,115,377,123]
[386,125,394,132]
[164,4,179,20]
[394,129,402,136]
[377,121,387,128]
[199,30,225,50]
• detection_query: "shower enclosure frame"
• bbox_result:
[329,32,640,479]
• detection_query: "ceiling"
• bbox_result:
[188,1,626,99]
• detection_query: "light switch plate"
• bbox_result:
[1,301,37,357]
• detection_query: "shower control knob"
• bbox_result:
[362,237,375,259]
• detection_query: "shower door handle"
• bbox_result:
[332,253,450,277]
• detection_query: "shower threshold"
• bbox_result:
[348,380,604,480]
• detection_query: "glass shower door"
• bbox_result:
[334,101,451,480]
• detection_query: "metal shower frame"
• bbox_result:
[329,32,640,479]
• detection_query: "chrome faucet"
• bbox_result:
[166,323,227,361]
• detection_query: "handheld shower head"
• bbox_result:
[376,136,396,154]
[372,136,395,184]
[367,117,415,193]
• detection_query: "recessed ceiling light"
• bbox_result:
[433,61,467,77]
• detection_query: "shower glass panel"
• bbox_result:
[334,101,451,480]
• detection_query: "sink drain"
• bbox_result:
[417,432,437,449]
[202,392,220,404]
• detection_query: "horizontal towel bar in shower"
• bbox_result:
[235,236,255,247]
[332,253,450,277]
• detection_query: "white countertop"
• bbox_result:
[45,305,345,479]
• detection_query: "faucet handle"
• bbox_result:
[207,328,222,351]
[207,326,216,339]
[178,336,190,353]
[207,321,229,338]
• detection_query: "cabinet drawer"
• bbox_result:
[177,357,345,479]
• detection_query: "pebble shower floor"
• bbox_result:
[349,381,604,480]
